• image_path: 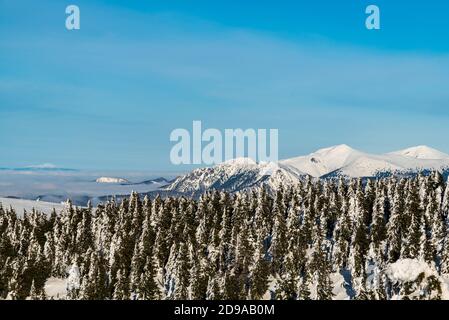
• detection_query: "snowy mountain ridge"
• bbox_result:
[165,145,449,194]
[165,158,305,196]
[96,177,130,184]
[282,144,449,178]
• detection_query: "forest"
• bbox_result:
[1,172,449,300]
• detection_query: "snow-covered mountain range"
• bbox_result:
[283,144,449,178]
[96,177,130,184]
[165,158,305,197]
[164,145,449,195]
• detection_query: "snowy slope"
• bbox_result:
[165,158,306,195]
[281,144,449,178]
[0,197,67,216]
[388,145,449,160]
[282,144,368,177]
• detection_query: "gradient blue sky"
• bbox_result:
[1,0,449,171]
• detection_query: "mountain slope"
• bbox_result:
[282,144,449,178]
[165,158,306,195]
[389,145,449,160]
[164,145,449,195]
[281,144,366,177]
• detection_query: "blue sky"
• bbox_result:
[1,0,449,171]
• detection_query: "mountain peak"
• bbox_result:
[314,144,359,156]
[221,157,257,166]
[389,145,449,160]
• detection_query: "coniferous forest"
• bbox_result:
[1,172,449,300]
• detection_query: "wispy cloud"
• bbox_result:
[25,163,58,169]
[1,0,449,169]
[4,10,449,116]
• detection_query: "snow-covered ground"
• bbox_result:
[386,259,432,283]
[0,197,67,216]
[44,278,67,299]
[26,260,449,300]
[386,259,449,300]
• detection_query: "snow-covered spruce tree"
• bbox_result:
[333,196,352,271]
[309,218,333,300]
[419,219,434,265]
[112,268,130,300]
[441,178,449,275]
[349,187,369,279]
[219,213,253,300]
[230,194,248,262]
[234,217,254,299]
[276,253,299,300]
[269,188,288,276]
[213,192,230,248]
[190,253,208,300]
[363,179,376,227]
[138,254,160,300]
[387,180,406,262]
[153,198,173,270]
[403,201,424,259]
[297,274,311,300]
[66,260,81,300]
[253,186,272,254]
[79,250,108,300]
[370,184,387,262]
[217,198,233,272]
[75,207,94,256]
[7,262,21,300]
[130,207,158,299]
[427,190,445,267]
[174,241,191,300]
[442,177,449,221]
[29,279,46,300]
[367,184,389,297]
[440,228,449,275]
[401,180,426,258]
[286,192,307,278]
[206,274,222,300]
[249,245,270,300]
[195,195,212,253]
